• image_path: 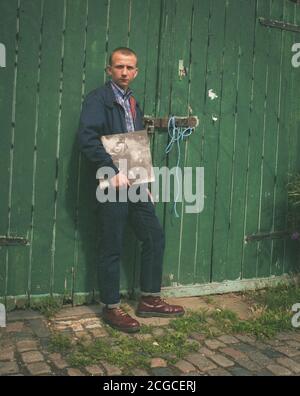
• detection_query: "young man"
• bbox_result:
[78,47,184,333]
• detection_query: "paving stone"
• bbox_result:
[0,347,14,361]
[28,319,50,338]
[69,323,84,332]
[208,368,232,376]
[174,359,197,374]
[16,340,38,352]
[266,364,292,376]
[235,357,262,372]
[253,341,270,351]
[150,358,168,368]
[190,333,206,342]
[152,328,165,337]
[54,325,71,331]
[198,347,215,357]
[260,348,285,359]
[6,322,24,333]
[276,332,296,341]
[290,333,300,342]
[135,334,153,341]
[285,340,300,349]
[180,371,205,376]
[264,339,285,347]
[102,362,122,376]
[53,320,73,326]
[254,369,274,376]
[48,353,68,370]
[233,343,257,354]
[74,331,91,341]
[220,347,247,361]
[0,339,13,349]
[21,350,44,364]
[39,338,50,349]
[235,334,256,344]
[7,309,43,322]
[185,353,217,372]
[217,335,239,344]
[85,323,102,329]
[244,350,273,367]
[79,318,101,325]
[293,355,300,364]
[85,365,105,376]
[274,346,300,358]
[208,353,235,368]
[151,367,175,376]
[228,366,253,376]
[0,361,19,375]
[131,368,150,376]
[276,357,300,374]
[27,362,52,375]
[89,328,108,338]
[54,305,102,320]
[67,368,85,376]
[204,339,226,350]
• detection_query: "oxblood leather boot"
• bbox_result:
[136,296,185,318]
[102,307,140,333]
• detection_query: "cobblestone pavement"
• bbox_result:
[1,298,300,376]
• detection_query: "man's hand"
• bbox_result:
[109,172,130,189]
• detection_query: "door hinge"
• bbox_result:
[259,17,300,33]
[144,116,199,134]
[0,236,29,246]
[245,231,290,243]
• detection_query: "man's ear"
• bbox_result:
[133,67,139,79]
[106,65,112,76]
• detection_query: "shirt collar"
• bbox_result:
[110,80,132,100]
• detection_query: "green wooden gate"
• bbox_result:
[1,0,300,308]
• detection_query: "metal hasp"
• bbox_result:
[144,116,199,134]
[259,17,300,33]
[245,231,290,242]
[0,236,29,246]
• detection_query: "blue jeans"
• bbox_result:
[98,190,165,306]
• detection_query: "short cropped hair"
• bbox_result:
[108,47,137,66]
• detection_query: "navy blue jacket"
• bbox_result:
[78,81,144,172]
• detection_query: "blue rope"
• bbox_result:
[165,116,194,218]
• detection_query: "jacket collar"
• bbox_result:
[103,81,116,109]
[103,81,140,110]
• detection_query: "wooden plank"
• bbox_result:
[129,0,151,107]
[270,0,290,277]
[0,0,18,300]
[150,0,175,288]
[128,0,161,294]
[242,0,270,279]
[7,0,42,299]
[73,0,110,304]
[256,0,284,278]
[120,0,150,298]
[140,0,161,117]
[29,0,64,298]
[211,0,244,282]
[161,0,194,287]
[194,0,227,284]
[104,0,132,295]
[106,0,130,56]
[226,0,256,281]
[53,0,87,300]
[179,0,211,285]
[283,0,300,273]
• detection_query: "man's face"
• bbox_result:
[107,52,138,90]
